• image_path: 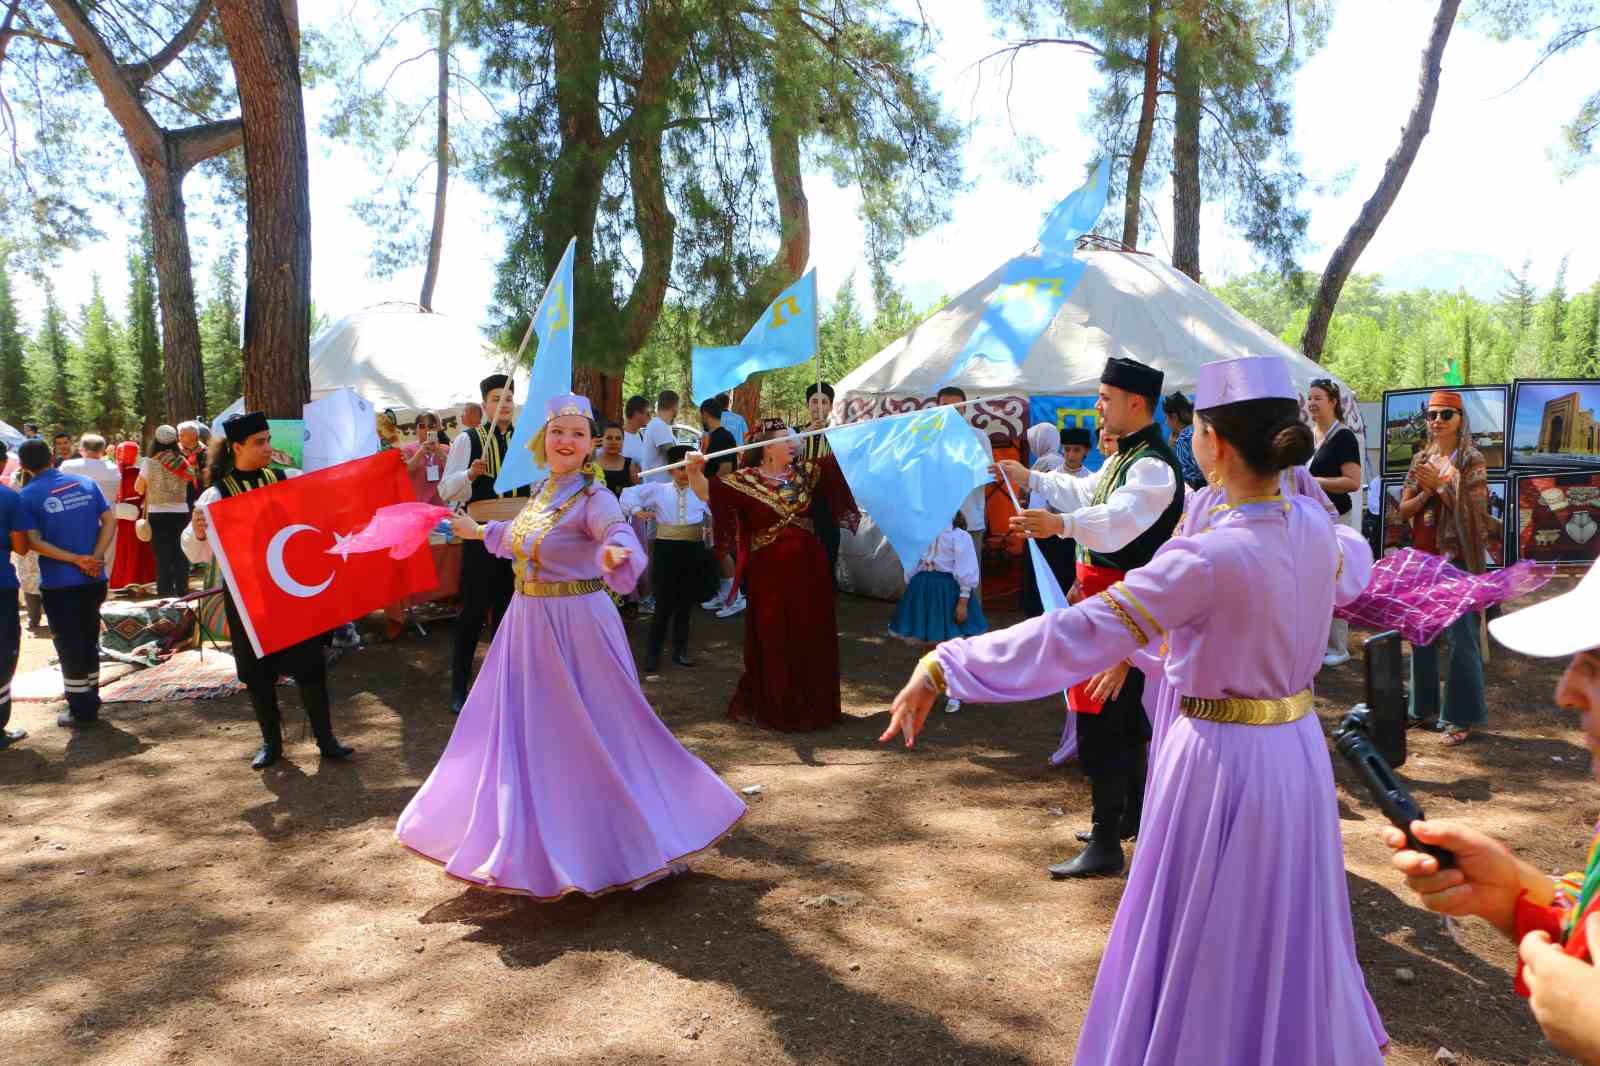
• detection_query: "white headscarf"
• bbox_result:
[1027,422,1063,473]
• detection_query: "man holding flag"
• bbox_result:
[183,413,356,770]
[997,356,1183,879]
[439,374,530,715]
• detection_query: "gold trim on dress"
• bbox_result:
[519,578,605,598]
[1208,492,1287,515]
[509,480,589,582]
[1111,581,1164,638]
[918,651,947,696]
[1099,590,1149,646]
[1180,689,1313,726]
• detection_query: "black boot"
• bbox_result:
[1051,775,1127,878]
[672,649,695,668]
[248,687,283,770]
[302,681,354,760]
[1074,749,1147,843]
[25,593,43,631]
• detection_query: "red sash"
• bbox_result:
[1067,562,1125,715]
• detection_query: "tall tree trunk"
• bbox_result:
[1122,1,1163,249]
[1171,9,1202,282]
[216,0,314,418]
[571,366,623,423]
[419,0,450,311]
[145,165,208,421]
[1301,0,1459,363]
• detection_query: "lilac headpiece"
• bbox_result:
[1195,356,1297,410]
[543,393,593,423]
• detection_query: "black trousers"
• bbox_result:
[1021,536,1077,617]
[1076,665,1152,779]
[452,539,514,701]
[42,582,107,721]
[1,587,18,731]
[149,512,191,597]
[648,539,709,658]
[222,591,326,694]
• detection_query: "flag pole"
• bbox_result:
[637,397,987,479]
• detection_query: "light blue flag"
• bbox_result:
[496,237,576,494]
[1038,157,1110,256]
[692,270,818,401]
[939,253,1088,384]
[825,406,991,574]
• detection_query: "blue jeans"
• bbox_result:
[1408,610,1486,729]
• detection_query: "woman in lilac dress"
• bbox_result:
[883,357,1386,1066]
[396,394,746,899]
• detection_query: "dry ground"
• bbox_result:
[2,577,1595,1065]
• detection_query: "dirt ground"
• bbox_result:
[2,577,1595,1066]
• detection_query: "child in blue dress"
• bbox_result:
[888,513,988,712]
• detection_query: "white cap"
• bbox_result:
[1488,559,1600,658]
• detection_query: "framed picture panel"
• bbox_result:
[1514,470,1600,567]
[1381,385,1509,477]
[1378,476,1509,569]
[1509,379,1600,469]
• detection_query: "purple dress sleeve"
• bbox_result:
[582,487,647,594]
[1333,517,1374,607]
[483,518,515,559]
[937,540,1216,704]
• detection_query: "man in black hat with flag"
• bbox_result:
[996,356,1183,878]
[439,374,531,714]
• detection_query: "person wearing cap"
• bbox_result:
[1397,388,1491,746]
[797,381,843,581]
[1019,422,1089,619]
[399,393,747,898]
[1384,570,1600,1065]
[16,438,116,729]
[108,440,155,592]
[686,417,861,731]
[995,356,1184,878]
[182,413,355,770]
[137,425,199,598]
[887,355,1386,1065]
[620,444,715,676]
[439,373,532,715]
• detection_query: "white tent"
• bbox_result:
[213,303,530,427]
[838,248,1347,401]
[0,419,22,449]
[833,248,1363,600]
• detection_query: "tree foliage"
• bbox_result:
[1473,0,1600,173]
[0,253,29,420]
[201,235,242,415]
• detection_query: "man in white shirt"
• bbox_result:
[996,356,1182,881]
[641,390,680,483]
[621,395,651,469]
[60,434,122,576]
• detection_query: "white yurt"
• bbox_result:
[213,303,529,428]
[833,247,1361,599]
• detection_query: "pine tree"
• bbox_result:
[31,283,74,432]
[1538,254,1569,375]
[128,216,163,436]
[77,276,123,436]
[201,239,244,416]
[0,253,28,424]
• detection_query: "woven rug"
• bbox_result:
[98,649,250,703]
[11,662,136,702]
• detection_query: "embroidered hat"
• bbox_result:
[1195,356,1297,410]
[543,393,594,423]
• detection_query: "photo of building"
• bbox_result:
[1511,380,1600,467]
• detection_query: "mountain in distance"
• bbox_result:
[1374,250,1511,301]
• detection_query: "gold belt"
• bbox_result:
[519,578,604,598]
[1180,689,1313,726]
[468,498,525,522]
[655,522,704,542]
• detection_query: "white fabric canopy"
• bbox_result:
[213,303,529,427]
[837,249,1346,401]
[0,419,23,449]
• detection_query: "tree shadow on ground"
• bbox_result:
[63,719,150,769]
[420,874,1042,1065]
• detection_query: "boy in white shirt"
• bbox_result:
[620,445,712,677]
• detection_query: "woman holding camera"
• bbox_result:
[401,411,448,507]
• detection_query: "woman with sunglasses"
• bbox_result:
[1396,389,1491,745]
[401,411,449,507]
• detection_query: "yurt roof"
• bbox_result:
[837,249,1344,401]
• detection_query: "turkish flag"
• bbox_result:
[206,451,439,656]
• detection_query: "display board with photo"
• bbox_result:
[1509,379,1600,468]
[1378,476,1508,569]
[1514,470,1600,566]
[1381,386,1508,476]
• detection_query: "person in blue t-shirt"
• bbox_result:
[1,442,33,748]
[15,439,115,727]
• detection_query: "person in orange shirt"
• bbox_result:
[1385,559,1600,1065]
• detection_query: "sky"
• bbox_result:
[11,0,1600,344]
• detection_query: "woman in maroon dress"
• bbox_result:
[109,440,156,591]
[687,419,859,731]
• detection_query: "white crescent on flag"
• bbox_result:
[266,524,334,598]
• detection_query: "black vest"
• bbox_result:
[1081,422,1184,573]
[216,466,285,499]
[467,425,532,503]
